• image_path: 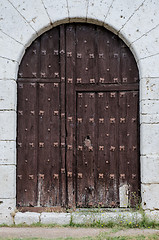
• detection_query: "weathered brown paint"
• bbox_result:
[17,23,139,208]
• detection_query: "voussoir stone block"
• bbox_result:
[120,0,159,44]
[141,155,159,184]
[68,0,88,22]
[14,212,40,225]
[0,0,37,47]
[140,78,159,100]
[0,111,16,140]
[40,212,71,225]
[0,80,16,110]
[105,0,144,38]
[87,0,112,25]
[42,0,69,25]
[0,141,16,165]
[140,100,159,115]
[9,0,51,36]
[0,165,16,198]
[141,184,159,210]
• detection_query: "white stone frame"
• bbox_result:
[0,0,159,224]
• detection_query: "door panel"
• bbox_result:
[17,23,140,208]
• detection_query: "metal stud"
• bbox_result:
[54,72,59,78]
[18,175,22,179]
[99,173,104,179]
[54,83,59,87]
[29,143,34,148]
[90,78,95,83]
[29,175,34,180]
[78,93,83,98]
[77,53,82,58]
[134,77,138,82]
[107,68,110,72]
[68,117,73,122]
[39,174,44,179]
[54,111,59,116]
[123,78,127,82]
[99,78,104,83]
[39,83,45,88]
[110,118,115,123]
[61,113,65,117]
[110,146,115,151]
[48,64,51,68]
[78,146,83,151]
[120,146,125,151]
[98,92,104,97]
[30,83,36,87]
[41,50,46,55]
[61,168,65,174]
[99,146,104,151]
[53,174,58,179]
[99,53,104,58]
[18,111,23,115]
[54,50,59,55]
[133,92,137,97]
[53,142,58,147]
[106,160,109,164]
[120,118,126,123]
[30,111,35,115]
[110,92,116,98]
[113,78,118,83]
[88,146,93,151]
[132,174,136,179]
[39,142,44,148]
[67,52,72,57]
[67,145,72,150]
[89,93,94,98]
[68,78,73,83]
[41,72,46,77]
[60,49,65,54]
[61,77,65,82]
[110,174,115,179]
[19,73,23,77]
[78,118,82,123]
[120,174,125,179]
[89,53,94,58]
[67,172,72,178]
[99,118,104,123]
[78,173,83,179]
[132,118,136,122]
[77,78,82,83]
[114,53,118,58]
[39,110,44,116]
[133,146,137,151]
[106,133,109,137]
[120,92,125,97]
[89,118,94,123]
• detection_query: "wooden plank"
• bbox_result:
[75,84,139,92]
[65,24,76,207]
[17,82,38,207]
[18,78,61,83]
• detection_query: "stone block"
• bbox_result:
[0,0,37,47]
[14,212,40,225]
[105,0,143,38]
[0,80,16,110]
[140,78,159,100]
[141,184,159,210]
[0,111,16,140]
[42,0,69,25]
[0,141,16,165]
[145,210,159,222]
[0,31,24,62]
[140,114,159,124]
[0,198,16,214]
[0,165,16,198]
[140,100,159,115]
[139,55,159,78]
[0,58,18,80]
[9,0,51,36]
[140,123,159,155]
[40,212,71,225]
[87,0,112,25]
[0,213,14,225]
[120,0,159,44]
[141,155,159,183]
[131,25,159,60]
[68,0,88,22]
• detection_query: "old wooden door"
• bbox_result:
[17,23,140,209]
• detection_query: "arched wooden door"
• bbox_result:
[17,23,140,209]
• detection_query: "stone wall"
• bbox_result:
[0,0,159,224]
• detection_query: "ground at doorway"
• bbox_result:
[0,227,159,239]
